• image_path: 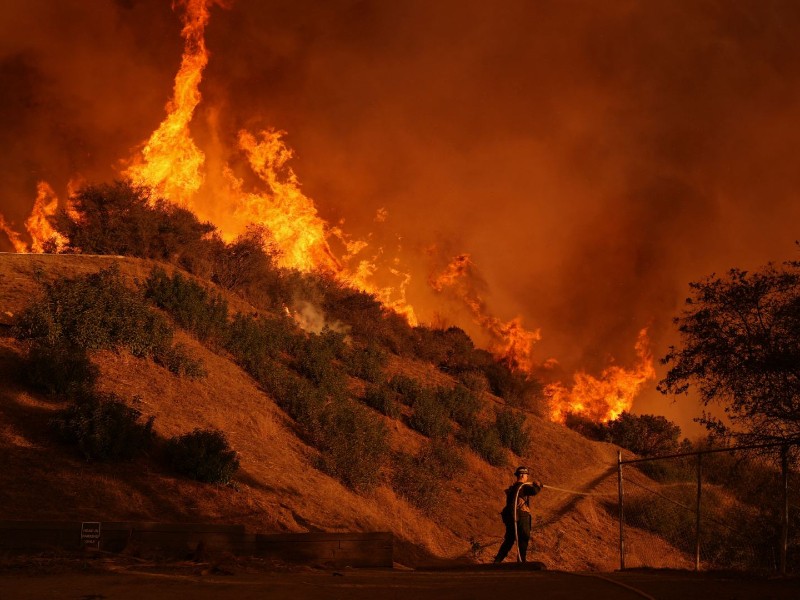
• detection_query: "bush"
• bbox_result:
[483,360,543,410]
[294,330,347,395]
[564,412,606,441]
[225,312,300,367]
[317,400,389,492]
[408,388,451,438]
[392,452,444,514]
[387,374,423,405]
[166,428,240,484]
[154,342,207,379]
[54,181,217,267]
[363,384,401,418]
[211,226,285,306]
[437,384,481,427]
[459,422,507,466]
[145,268,228,343]
[605,412,683,457]
[12,266,201,378]
[345,342,388,383]
[391,441,466,514]
[51,394,154,461]
[495,407,531,456]
[257,361,327,431]
[22,343,98,399]
[458,370,489,395]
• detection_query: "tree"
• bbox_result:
[659,262,800,444]
[605,412,683,456]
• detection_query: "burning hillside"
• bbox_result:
[0,0,660,424]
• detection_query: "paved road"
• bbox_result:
[1,568,798,600]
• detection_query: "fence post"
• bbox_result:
[618,450,625,571]
[695,452,702,571]
[781,445,789,576]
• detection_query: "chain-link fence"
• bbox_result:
[617,443,800,574]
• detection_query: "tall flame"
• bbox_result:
[233,129,341,273]
[123,0,212,204]
[25,182,68,253]
[120,0,418,323]
[0,214,28,253]
[546,328,656,423]
[430,253,541,370]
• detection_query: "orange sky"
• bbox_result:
[2,0,800,433]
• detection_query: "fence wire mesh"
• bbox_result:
[619,445,800,573]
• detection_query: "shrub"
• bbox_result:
[363,384,401,418]
[564,412,606,441]
[387,374,423,405]
[145,268,228,343]
[458,370,489,395]
[459,421,507,466]
[421,440,467,479]
[51,394,154,461]
[22,343,98,399]
[346,342,388,383]
[294,330,347,395]
[54,181,216,266]
[12,266,195,373]
[605,412,683,457]
[257,362,327,431]
[211,226,284,304]
[483,360,543,410]
[392,452,444,514]
[166,428,240,484]
[437,384,481,426]
[225,312,300,367]
[317,400,389,492]
[408,388,451,438]
[495,407,531,456]
[391,441,466,514]
[154,343,207,379]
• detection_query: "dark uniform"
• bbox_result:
[493,480,542,563]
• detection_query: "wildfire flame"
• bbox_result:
[123,0,213,204]
[430,253,541,370]
[25,182,68,253]
[120,0,418,325]
[546,328,656,424]
[0,1,657,426]
[0,182,68,253]
[0,214,28,253]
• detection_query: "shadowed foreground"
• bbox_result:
[1,567,798,600]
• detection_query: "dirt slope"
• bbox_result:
[0,253,689,569]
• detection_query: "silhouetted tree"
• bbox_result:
[55,180,215,261]
[659,261,800,444]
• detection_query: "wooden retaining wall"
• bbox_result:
[0,521,393,568]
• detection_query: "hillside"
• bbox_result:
[0,252,690,569]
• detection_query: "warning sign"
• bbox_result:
[81,522,101,549]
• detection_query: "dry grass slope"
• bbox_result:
[0,253,690,569]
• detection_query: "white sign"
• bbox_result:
[81,522,101,549]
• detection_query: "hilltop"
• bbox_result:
[0,252,690,569]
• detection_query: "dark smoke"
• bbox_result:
[3,0,800,432]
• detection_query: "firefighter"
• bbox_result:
[493,465,542,563]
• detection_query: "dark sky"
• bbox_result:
[2,0,800,431]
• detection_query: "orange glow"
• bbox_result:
[121,0,418,324]
[25,182,67,253]
[430,253,541,370]
[546,328,656,423]
[123,0,212,204]
[0,214,28,253]
[234,129,340,273]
